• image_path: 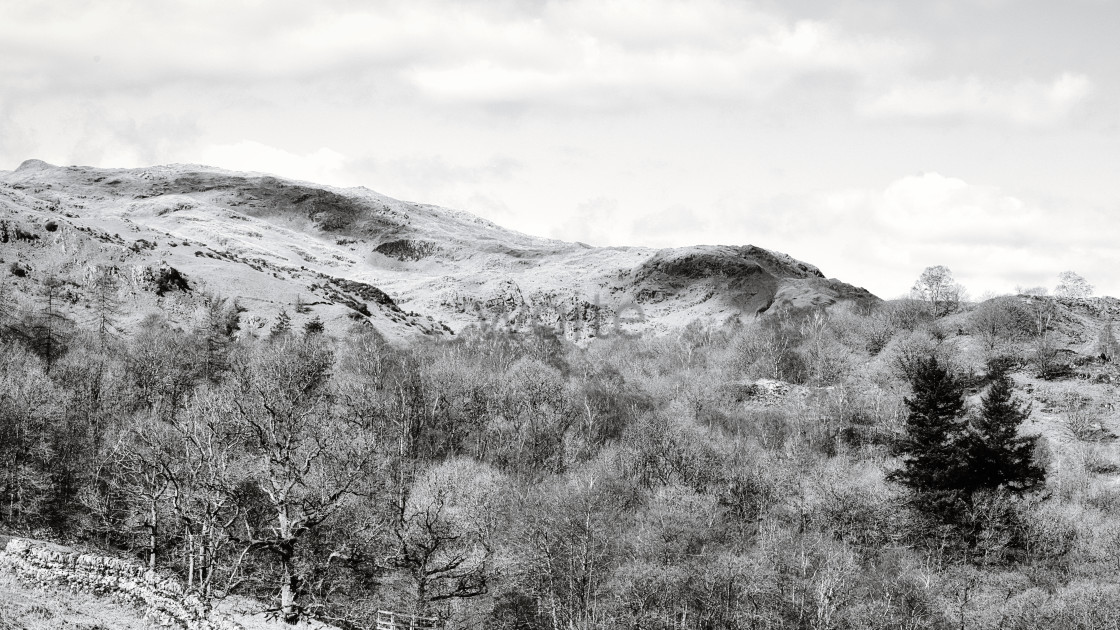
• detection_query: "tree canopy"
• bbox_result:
[1054,271,1093,298]
[910,265,963,316]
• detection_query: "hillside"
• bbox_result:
[0,159,875,341]
[3,285,1120,629]
[11,159,1120,630]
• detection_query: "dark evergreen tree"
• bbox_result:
[89,269,123,348]
[889,355,969,517]
[303,315,325,338]
[26,275,74,373]
[195,293,241,383]
[967,368,1045,494]
[270,309,292,340]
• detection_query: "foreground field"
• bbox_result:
[0,572,149,630]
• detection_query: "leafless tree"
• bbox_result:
[910,265,963,317]
[1054,271,1093,298]
[228,337,376,622]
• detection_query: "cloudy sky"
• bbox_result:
[2,0,1117,298]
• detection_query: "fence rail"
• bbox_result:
[375,609,441,630]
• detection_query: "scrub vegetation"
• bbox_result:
[2,270,1119,630]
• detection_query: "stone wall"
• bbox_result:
[0,537,243,630]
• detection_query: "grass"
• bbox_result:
[0,572,150,630]
[0,564,340,630]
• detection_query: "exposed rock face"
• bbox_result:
[0,161,878,341]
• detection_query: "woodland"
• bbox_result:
[2,270,1120,630]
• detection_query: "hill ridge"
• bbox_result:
[0,160,876,341]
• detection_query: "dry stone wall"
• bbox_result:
[0,537,242,630]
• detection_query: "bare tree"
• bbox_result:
[0,345,62,527]
[969,297,1033,354]
[0,278,14,339]
[229,337,376,623]
[163,386,250,601]
[910,265,963,317]
[389,459,499,615]
[106,416,175,571]
[1054,271,1093,298]
[1024,296,1057,338]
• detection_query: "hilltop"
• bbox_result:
[0,159,875,341]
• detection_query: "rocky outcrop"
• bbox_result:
[374,239,440,261]
[0,537,242,630]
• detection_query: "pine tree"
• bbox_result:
[889,355,969,516]
[303,315,324,338]
[270,309,292,340]
[195,293,240,383]
[26,276,74,373]
[967,369,1045,494]
[89,269,122,349]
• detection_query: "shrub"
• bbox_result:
[154,266,190,296]
[749,408,793,451]
[970,297,1033,352]
[883,299,933,332]
[985,355,1020,379]
[1033,334,1072,380]
[1083,445,1120,475]
[303,316,325,337]
[8,262,26,277]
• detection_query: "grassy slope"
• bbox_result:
[0,570,339,630]
[0,572,150,630]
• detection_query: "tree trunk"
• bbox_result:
[278,508,299,623]
[148,502,158,572]
[280,548,297,623]
[187,527,195,589]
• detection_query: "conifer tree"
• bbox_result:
[270,309,292,340]
[27,275,74,373]
[967,368,1045,494]
[303,315,325,338]
[889,355,969,516]
[195,293,240,383]
[89,269,122,349]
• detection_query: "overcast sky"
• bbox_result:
[2,0,1117,298]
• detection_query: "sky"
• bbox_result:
[1,0,1118,299]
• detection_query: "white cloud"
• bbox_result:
[550,196,623,245]
[1,0,1095,128]
[861,73,1093,124]
[198,141,352,186]
[789,173,1120,297]
[0,0,917,109]
[406,5,918,107]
